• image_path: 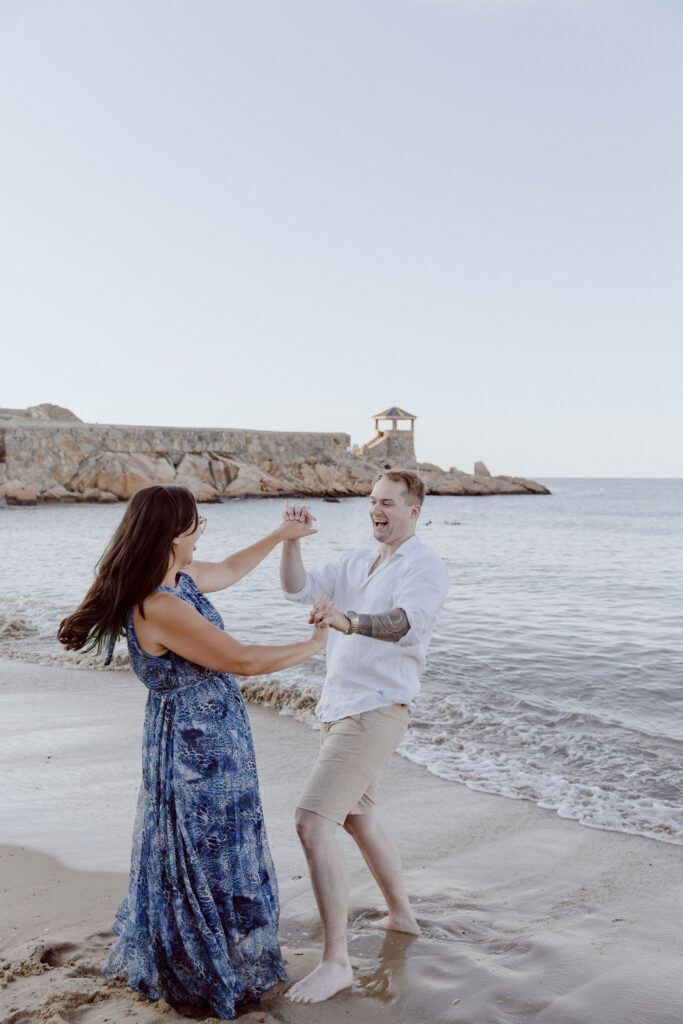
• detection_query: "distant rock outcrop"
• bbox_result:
[0,406,550,504]
[0,403,82,423]
[417,463,548,496]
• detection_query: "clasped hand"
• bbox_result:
[277,502,317,542]
[309,594,350,634]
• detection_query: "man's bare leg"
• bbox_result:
[286,808,354,1004]
[343,813,421,934]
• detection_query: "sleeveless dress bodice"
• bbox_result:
[125,571,226,692]
[102,571,287,1018]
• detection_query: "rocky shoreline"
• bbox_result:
[0,404,549,504]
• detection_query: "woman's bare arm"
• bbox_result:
[186,519,316,594]
[136,592,326,676]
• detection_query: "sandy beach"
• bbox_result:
[1,658,682,1024]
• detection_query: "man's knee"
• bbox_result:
[295,806,335,849]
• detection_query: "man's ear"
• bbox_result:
[411,505,421,518]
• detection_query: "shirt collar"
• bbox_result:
[366,534,420,572]
[392,534,420,556]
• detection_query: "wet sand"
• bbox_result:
[1,659,682,1023]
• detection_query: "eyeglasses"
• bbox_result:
[198,516,207,534]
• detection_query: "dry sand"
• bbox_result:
[1,659,682,1024]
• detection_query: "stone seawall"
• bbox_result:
[0,421,368,503]
[0,412,550,503]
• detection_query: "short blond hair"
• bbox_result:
[374,470,425,506]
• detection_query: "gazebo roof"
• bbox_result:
[372,406,417,421]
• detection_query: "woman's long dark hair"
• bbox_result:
[58,485,199,654]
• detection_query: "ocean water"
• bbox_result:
[1,479,682,847]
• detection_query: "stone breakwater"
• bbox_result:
[0,411,549,503]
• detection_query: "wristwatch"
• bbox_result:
[344,610,360,635]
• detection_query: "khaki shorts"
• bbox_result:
[297,704,410,826]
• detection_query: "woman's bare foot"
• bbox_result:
[370,912,421,935]
[285,957,353,1004]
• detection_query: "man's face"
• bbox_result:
[369,477,420,544]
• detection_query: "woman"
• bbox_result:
[58,484,326,1019]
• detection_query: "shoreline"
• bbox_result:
[0,486,551,508]
[1,661,683,1022]
[2,652,679,850]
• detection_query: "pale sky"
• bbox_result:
[1,0,681,477]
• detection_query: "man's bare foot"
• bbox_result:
[370,912,421,935]
[285,958,353,1004]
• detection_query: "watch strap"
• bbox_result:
[345,610,359,634]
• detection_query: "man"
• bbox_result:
[279,469,449,1005]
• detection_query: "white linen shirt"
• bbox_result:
[283,535,449,722]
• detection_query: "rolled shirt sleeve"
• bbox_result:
[393,553,450,647]
[282,559,341,605]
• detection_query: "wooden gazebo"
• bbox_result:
[372,406,417,437]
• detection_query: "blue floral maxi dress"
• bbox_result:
[102,572,287,1018]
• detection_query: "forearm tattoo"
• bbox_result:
[356,608,410,642]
